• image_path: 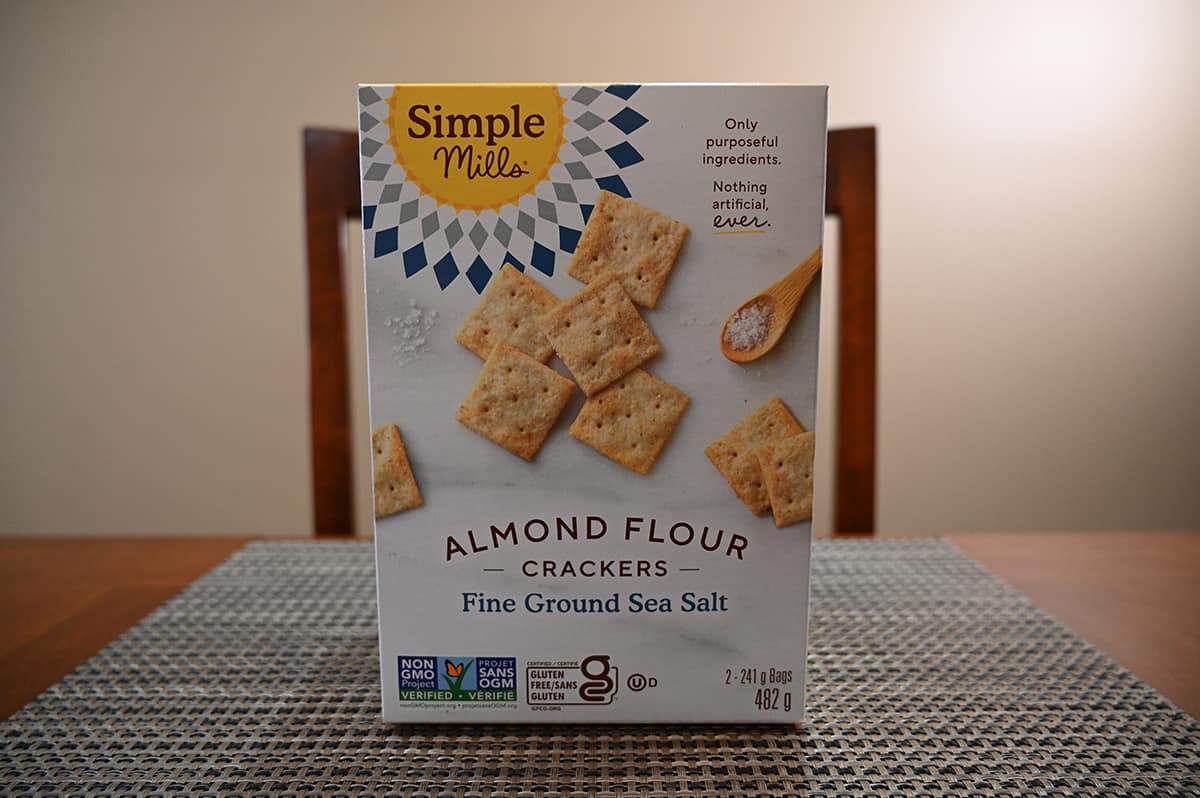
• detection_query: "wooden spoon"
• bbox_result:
[719,245,822,363]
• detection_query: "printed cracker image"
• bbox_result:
[455,263,560,362]
[537,272,661,396]
[567,190,689,308]
[372,423,423,518]
[705,397,806,515]
[456,343,575,461]
[569,369,689,475]
[756,431,817,528]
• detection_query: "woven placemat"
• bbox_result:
[1,540,1197,796]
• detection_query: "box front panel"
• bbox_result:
[359,84,827,721]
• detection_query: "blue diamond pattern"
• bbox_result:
[465,256,492,294]
[609,107,648,134]
[606,142,643,168]
[362,85,652,292]
[530,242,555,276]
[374,227,398,257]
[559,226,581,254]
[595,175,631,198]
[402,243,427,276]
[433,252,459,288]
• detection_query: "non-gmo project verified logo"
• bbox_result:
[397,656,517,702]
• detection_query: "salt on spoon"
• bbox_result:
[719,246,822,363]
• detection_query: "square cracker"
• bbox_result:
[704,397,806,515]
[566,189,691,307]
[455,263,559,362]
[456,343,575,461]
[569,369,689,475]
[372,423,423,518]
[568,190,688,308]
[537,272,661,396]
[756,432,817,528]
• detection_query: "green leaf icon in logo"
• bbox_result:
[442,659,473,699]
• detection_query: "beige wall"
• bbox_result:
[2,0,1197,537]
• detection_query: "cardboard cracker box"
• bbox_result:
[358,83,827,722]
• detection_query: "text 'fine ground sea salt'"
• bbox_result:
[723,303,773,350]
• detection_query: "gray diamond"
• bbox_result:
[537,199,557,223]
[379,184,402,204]
[517,211,535,239]
[445,219,464,247]
[363,162,389,181]
[494,218,512,248]
[361,138,383,157]
[553,183,577,203]
[575,111,603,131]
[359,111,380,131]
[469,221,488,250]
[573,137,601,156]
[564,161,591,180]
[422,212,440,237]
[399,199,419,224]
[572,86,601,105]
[359,86,383,105]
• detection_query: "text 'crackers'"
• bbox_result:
[537,272,661,396]
[569,369,689,475]
[705,397,806,515]
[568,190,688,308]
[372,423,423,517]
[456,344,574,461]
[756,431,817,527]
[455,263,559,362]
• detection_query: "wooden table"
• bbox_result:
[1,532,1196,721]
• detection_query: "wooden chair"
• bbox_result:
[303,127,876,537]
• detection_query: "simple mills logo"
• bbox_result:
[360,84,649,294]
[386,85,566,213]
[398,656,517,702]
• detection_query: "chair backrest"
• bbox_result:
[824,128,877,535]
[303,127,876,537]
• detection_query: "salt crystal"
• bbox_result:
[386,298,438,364]
[723,303,773,351]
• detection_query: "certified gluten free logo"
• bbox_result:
[526,654,619,707]
[386,85,567,212]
